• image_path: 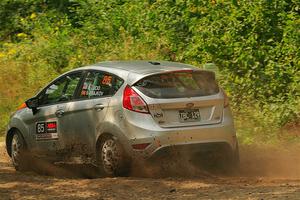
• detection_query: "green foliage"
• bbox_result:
[0,0,299,143]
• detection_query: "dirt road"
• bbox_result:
[0,142,299,200]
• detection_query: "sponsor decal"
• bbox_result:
[82,82,89,90]
[36,121,58,140]
[102,75,112,85]
[81,90,87,96]
[46,122,57,133]
[81,82,104,97]
[153,112,164,118]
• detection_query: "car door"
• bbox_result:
[25,72,83,156]
[63,70,123,156]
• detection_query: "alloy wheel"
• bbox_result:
[11,133,22,168]
[101,138,121,175]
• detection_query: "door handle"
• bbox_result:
[55,109,65,117]
[94,104,105,111]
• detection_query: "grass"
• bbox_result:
[0,136,4,143]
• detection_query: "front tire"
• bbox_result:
[96,136,130,176]
[11,131,30,171]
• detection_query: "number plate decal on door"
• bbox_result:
[36,121,58,140]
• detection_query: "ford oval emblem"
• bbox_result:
[186,103,194,108]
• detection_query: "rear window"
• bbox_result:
[134,71,219,98]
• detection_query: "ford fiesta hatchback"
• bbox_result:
[6,61,239,176]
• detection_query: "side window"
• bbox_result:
[39,73,82,105]
[113,77,124,93]
[80,71,123,99]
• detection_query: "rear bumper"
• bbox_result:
[148,142,234,162]
[123,107,237,159]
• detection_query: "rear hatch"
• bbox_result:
[132,70,224,128]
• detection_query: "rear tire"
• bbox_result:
[221,143,240,175]
[11,131,31,171]
[96,135,130,176]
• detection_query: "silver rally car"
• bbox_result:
[6,61,239,176]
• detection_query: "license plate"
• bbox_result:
[179,109,201,122]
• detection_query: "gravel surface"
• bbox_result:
[0,142,299,200]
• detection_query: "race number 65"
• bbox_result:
[36,123,45,134]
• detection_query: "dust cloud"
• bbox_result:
[1,142,300,179]
[239,145,300,179]
[130,144,300,179]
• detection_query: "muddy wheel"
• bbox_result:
[11,131,30,171]
[97,136,130,176]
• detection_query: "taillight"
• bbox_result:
[123,85,149,113]
[17,102,27,111]
[221,89,229,107]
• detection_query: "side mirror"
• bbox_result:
[25,97,39,109]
